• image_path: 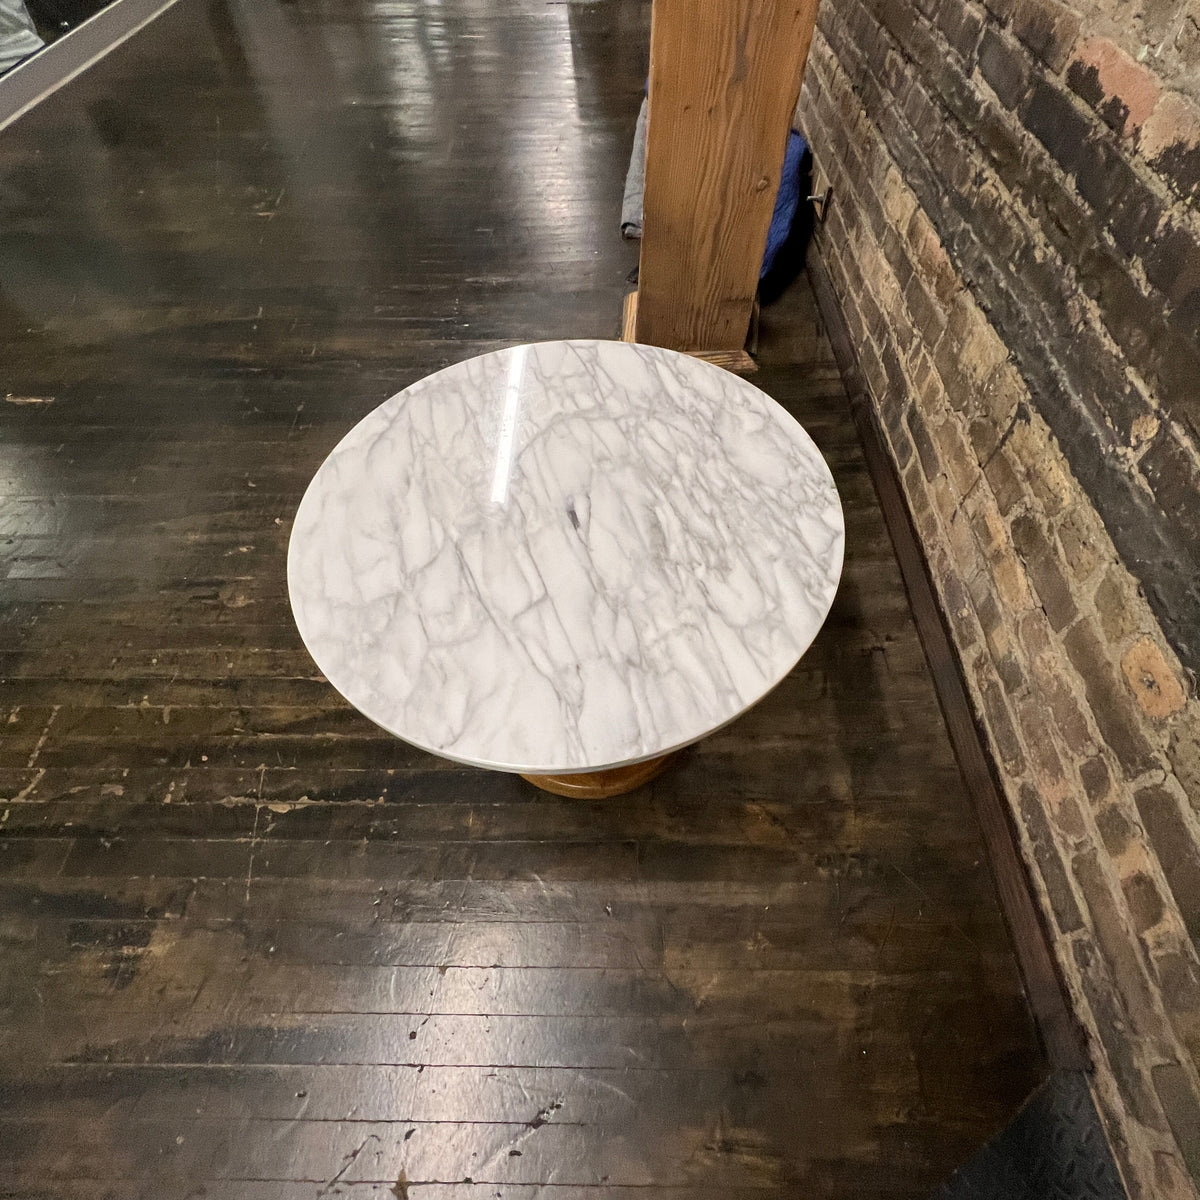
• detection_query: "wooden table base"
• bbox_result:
[521,751,679,798]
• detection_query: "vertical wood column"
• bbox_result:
[634,0,820,354]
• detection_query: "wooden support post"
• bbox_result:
[634,0,819,357]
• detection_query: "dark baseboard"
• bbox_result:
[806,244,1088,1072]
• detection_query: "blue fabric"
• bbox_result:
[761,132,808,278]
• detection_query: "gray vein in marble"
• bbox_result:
[288,339,844,773]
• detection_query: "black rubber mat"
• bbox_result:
[930,1070,1127,1200]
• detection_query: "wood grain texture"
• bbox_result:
[522,753,679,798]
[635,0,818,352]
[621,290,756,371]
[0,2,1045,1196]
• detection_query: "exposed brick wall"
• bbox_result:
[794,0,1200,1192]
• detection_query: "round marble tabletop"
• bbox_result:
[288,339,844,775]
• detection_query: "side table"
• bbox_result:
[288,340,844,796]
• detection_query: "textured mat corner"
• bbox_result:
[930,1070,1127,1200]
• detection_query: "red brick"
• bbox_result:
[1007,419,1072,518]
[940,567,981,649]
[1016,694,1075,805]
[918,360,948,413]
[1011,513,1077,632]
[1010,0,1082,72]
[1154,949,1200,1029]
[1070,938,1164,1128]
[879,165,918,229]
[906,404,941,482]
[1063,620,1160,776]
[976,361,1024,433]
[958,310,1009,387]
[967,416,1001,463]
[1121,637,1187,721]
[1066,37,1162,139]
[1122,870,1167,933]
[904,208,959,305]
[1151,1063,1200,1178]
[908,346,935,394]
[983,447,1026,516]
[1021,610,1097,756]
[1136,785,1200,941]
[1166,724,1200,819]
[1139,92,1200,202]
[1094,566,1141,644]
[965,489,1007,556]
[1078,756,1112,805]
[969,582,1023,691]
[903,272,947,341]
[933,416,981,498]
[1018,783,1085,933]
[1095,798,1135,855]
[992,546,1033,610]
[1073,852,1168,1072]
[1055,506,1104,583]
[977,668,1027,773]
[946,506,980,570]
[936,0,984,61]
[977,27,1031,110]
[911,473,943,546]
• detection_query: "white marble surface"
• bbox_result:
[288,340,844,773]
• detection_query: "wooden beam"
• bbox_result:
[634,0,819,354]
[621,291,757,372]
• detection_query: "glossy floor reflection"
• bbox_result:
[0,1,1046,1196]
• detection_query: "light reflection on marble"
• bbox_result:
[288,340,844,773]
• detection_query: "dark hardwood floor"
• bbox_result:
[0,1,1046,1196]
